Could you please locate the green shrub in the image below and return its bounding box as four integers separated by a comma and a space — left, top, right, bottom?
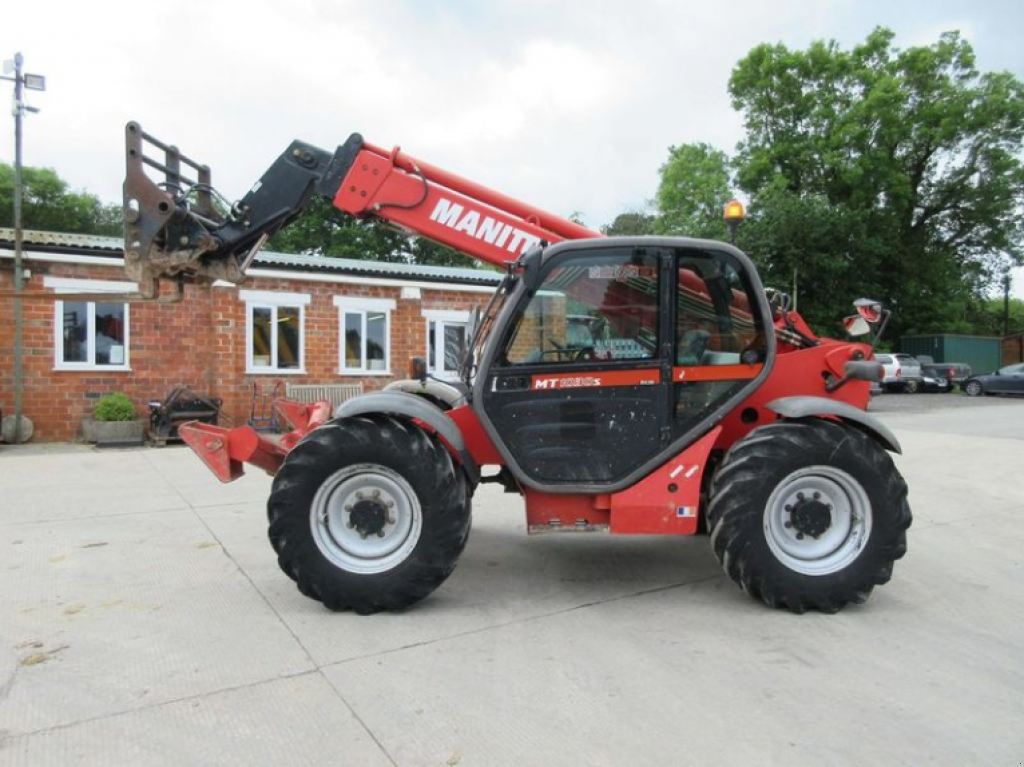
93, 393, 137, 422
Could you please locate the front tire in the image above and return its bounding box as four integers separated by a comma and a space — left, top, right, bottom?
964, 380, 983, 397
708, 419, 911, 613
268, 415, 471, 614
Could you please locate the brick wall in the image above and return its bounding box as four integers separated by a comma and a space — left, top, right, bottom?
0, 259, 492, 442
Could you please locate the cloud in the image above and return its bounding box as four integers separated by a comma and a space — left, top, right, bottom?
3, 0, 1022, 238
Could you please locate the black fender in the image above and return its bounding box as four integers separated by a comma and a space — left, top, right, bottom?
334, 392, 480, 486
765, 396, 901, 454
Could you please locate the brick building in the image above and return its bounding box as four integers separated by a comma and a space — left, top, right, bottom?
0, 229, 500, 441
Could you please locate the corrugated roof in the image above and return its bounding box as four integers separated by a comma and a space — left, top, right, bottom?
252, 250, 501, 284
0, 228, 123, 251
0, 228, 503, 285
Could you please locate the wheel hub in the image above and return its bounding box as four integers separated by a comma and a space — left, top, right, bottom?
350, 499, 388, 538
763, 466, 873, 577
310, 464, 422, 575
788, 496, 832, 539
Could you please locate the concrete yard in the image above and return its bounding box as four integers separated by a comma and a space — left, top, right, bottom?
1, 394, 1022, 765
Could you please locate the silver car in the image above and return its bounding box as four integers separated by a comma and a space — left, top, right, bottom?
875, 353, 925, 393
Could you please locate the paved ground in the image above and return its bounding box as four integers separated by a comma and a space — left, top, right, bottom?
1, 396, 1022, 766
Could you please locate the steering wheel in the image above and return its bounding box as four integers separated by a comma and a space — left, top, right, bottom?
548, 338, 595, 362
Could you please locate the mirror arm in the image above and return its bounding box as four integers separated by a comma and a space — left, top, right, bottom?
869, 309, 892, 354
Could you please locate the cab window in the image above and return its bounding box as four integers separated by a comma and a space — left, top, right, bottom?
675, 252, 765, 366
504, 250, 660, 365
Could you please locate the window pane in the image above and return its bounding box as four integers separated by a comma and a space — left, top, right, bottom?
675, 253, 764, 366
428, 320, 438, 371
443, 325, 466, 372
95, 303, 127, 366
344, 312, 363, 369
252, 307, 272, 368
277, 306, 300, 369
366, 311, 387, 370
61, 301, 88, 363
506, 251, 660, 365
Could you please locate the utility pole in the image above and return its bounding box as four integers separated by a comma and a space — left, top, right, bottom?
1004, 270, 1012, 337
2, 53, 45, 444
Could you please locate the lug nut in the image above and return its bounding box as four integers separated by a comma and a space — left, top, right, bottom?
813, 491, 821, 500
784, 521, 792, 529
796, 533, 805, 540
345, 505, 353, 512
377, 530, 385, 538
797, 492, 805, 501
372, 490, 381, 499
784, 504, 793, 512
386, 501, 394, 509
356, 492, 364, 500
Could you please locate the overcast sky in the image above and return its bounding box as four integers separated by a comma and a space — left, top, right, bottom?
4, 0, 1024, 296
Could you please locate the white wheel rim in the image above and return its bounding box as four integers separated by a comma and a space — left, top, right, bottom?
310, 464, 422, 575
763, 465, 873, 576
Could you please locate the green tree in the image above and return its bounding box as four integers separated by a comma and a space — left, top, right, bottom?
728, 28, 1024, 335
964, 295, 1024, 336
0, 164, 121, 236
267, 197, 408, 261
267, 196, 478, 268
656, 143, 733, 239
601, 210, 659, 236
407, 237, 478, 268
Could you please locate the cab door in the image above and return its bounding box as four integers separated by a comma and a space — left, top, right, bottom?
480, 246, 671, 488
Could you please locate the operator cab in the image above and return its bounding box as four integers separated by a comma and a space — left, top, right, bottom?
474, 237, 774, 493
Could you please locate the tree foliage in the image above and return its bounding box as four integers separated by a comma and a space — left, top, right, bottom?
727, 28, 1024, 335
0, 164, 121, 236
601, 211, 659, 236
638, 28, 1024, 337
266, 196, 477, 268
656, 143, 732, 240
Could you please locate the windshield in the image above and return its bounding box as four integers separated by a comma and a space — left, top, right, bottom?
460, 272, 515, 385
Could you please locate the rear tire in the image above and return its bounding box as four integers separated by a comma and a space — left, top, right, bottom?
708, 419, 911, 613
268, 415, 471, 614
902, 379, 919, 394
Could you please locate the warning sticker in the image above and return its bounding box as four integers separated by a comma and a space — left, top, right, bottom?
588, 265, 657, 281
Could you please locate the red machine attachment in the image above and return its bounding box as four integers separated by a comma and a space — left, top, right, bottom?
178, 398, 333, 483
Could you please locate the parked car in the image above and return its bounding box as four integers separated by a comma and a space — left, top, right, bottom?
875, 353, 925, 393
920, 372, 952, 393
963, 363, 1024, 397
915, 355, 971, 389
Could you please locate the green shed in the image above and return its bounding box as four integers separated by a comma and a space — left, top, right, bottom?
900, 334, 1002, 375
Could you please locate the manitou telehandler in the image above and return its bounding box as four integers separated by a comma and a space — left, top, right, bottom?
122, 121, 911, 614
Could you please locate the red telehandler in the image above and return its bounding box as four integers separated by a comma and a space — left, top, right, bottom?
123, 122, 910, 614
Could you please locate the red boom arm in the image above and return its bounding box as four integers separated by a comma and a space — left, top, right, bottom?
330, 140, 601, 267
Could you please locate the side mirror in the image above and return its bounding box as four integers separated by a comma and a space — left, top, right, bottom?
843, 315, 872, 337
853, 298, 884, 324
852, 298, 891, 354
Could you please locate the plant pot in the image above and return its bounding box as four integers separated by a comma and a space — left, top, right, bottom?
81, 419, 146, 445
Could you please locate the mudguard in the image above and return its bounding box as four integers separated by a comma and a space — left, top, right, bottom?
334, 392, 480, 485
383, 379, 468, 409
765, 396, 902, 454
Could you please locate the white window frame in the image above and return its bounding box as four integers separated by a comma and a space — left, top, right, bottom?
334, 296, 395, 376
46, 277, 134, 372
241, 290, 309, 375
423, 309, 470, 380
